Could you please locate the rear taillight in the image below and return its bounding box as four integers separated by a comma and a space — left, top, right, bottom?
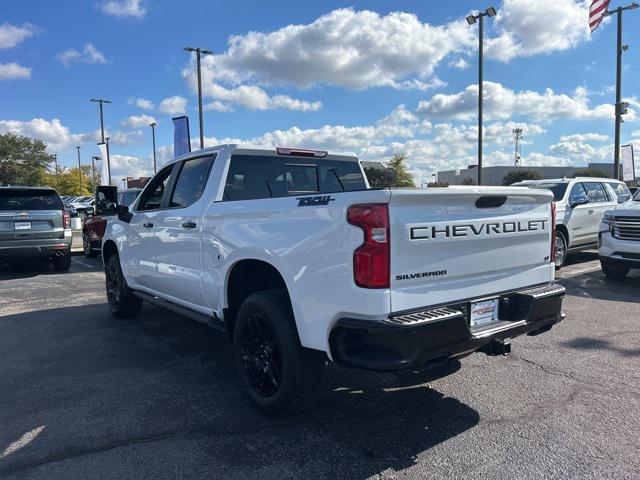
63, 210, 71, 229
550, 202, 556, 264
347, 204, 390, 288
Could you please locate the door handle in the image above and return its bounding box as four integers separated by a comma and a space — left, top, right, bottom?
143, 222, 154, 228
181, 221, 197, 229
588, 209, 595, 214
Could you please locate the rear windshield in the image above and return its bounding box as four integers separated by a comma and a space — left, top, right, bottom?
0, 189, 64, 211
523, 183, 568, 202
224, 154, 367, 201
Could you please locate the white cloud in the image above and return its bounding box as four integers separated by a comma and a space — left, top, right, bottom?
548, 140, 612, 162
203, 100, 234, 112
159, 95, 187, 115
560, 133, 609, 142
109, 154, 153, 179
417, 81, 620, 122
56, 43, 109, 67
485, 0, 591, 62
98, 0, 146, 18
193, 9, 473, 92
0, 22, 36, 49
127, 97, 154, 110
121, 114, 156, 129
0, 118, 84, 152
0, 62, 31, 80
449, 58, 469, 69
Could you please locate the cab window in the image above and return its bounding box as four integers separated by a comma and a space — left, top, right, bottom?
137, 165, 174, 211
169, 155, 215, 208
569, 183, 588, 204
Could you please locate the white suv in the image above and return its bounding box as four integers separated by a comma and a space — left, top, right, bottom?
513, 177, 631, 269
599, 189, 640, 278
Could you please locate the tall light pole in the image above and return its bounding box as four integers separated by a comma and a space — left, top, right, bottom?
466, 7, 497, 186
89, 98, 111, 143
150, 122, 157, 173
76, 146, 82, 194
184, 47, 213, 149
603, 3, 638, 180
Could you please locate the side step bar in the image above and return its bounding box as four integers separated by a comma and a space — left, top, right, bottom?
133, 291, 226, 332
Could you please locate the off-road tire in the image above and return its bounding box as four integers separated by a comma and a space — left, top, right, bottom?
105, 254, 142, 318
601, 259, 629, 279
233, 289, 326, 415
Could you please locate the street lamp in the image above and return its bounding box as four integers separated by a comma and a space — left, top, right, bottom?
89, 98, 111, 143
603, 3, 638, 179
149, 122, 157, 173
466, 7, 497, 186
184, 46, 213, 149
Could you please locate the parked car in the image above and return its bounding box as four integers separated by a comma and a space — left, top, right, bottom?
0, 186, 72, 270
70, 197, 96, 218
599, 189, 640, 278
513, 177, 631, 269
101, 144, 565, 414
82, 188, 141, 258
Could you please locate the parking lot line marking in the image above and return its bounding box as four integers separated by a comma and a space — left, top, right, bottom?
560, 265, 601, 279
72, 257, 96, 269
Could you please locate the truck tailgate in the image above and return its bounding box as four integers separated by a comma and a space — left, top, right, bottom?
389, 187, 554, 313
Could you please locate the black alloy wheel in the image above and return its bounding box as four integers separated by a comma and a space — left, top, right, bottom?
239, 313, 283, 398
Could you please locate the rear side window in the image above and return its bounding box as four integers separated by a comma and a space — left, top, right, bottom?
223, 155, 366, 201
527, 183, 568, 202
169, 155, 215, 208
0, 189, 63, 210
583, 182, 607, 203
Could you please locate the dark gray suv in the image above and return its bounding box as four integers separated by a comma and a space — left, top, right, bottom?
0, 186, 72, 271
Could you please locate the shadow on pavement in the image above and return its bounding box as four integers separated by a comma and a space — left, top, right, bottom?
0, 254, 102, 281
562, 336, 640, 358
559, 267, 640, 304
0, 303, 479, 478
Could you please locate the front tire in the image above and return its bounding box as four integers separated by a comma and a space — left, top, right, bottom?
601, 259, 629, 279
554, 231, 568, 270
83, 232, 98, 258
105, 254, 142, 318
233, 289, 326, 415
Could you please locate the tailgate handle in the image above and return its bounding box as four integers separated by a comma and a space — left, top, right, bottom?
476, 196, 507, 209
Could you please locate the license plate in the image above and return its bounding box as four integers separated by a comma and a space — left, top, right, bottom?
14, 221, 32, 230
470, 298, 499, 328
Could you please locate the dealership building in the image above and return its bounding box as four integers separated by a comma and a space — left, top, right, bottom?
437, 163, 624, 186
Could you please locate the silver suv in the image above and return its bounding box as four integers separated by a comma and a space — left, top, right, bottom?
0, 186, 73, 271
513, 177, 631, 269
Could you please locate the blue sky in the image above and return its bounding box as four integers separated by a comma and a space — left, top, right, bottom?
1, 0, 639, 183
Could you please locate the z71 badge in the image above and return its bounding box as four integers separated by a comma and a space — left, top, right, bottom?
297, 195, 335, 207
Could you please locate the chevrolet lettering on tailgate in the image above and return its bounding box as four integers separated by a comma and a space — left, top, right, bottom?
410, 219, 548, 240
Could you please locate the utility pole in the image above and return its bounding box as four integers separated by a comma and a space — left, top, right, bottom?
513, 128, 523, 166
184, 47, 213, 149
76, 146, 82, 194
466, 7, 497, 186
604, 3, 638, 179
89, 98, 111, 143
150, 122, 157, 173
53, 153, 58, 175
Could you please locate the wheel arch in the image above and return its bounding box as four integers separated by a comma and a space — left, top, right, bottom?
224, 259, 297, 340
556, 223, 569, 246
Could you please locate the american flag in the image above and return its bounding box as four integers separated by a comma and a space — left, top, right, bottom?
589, 0, 611, 32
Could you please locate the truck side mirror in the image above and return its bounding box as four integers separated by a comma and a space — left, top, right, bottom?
570, 194, 589, 208
116, 204, 133, 223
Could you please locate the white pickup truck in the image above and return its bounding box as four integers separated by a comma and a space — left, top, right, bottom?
100, 144, 565, 414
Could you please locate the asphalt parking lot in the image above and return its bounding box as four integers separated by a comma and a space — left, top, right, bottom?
1, 252, 639, 479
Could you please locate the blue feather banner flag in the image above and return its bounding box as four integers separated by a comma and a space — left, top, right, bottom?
172, 116, 191, 158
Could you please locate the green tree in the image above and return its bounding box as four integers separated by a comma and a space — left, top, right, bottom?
0, 133, 54, 186
572, 168, 610, 178
460, 176, 477, 185
43, 166, 94, 196
502, 169, 543, 186
386, 153, 415, 187
364, 167, 396, 188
